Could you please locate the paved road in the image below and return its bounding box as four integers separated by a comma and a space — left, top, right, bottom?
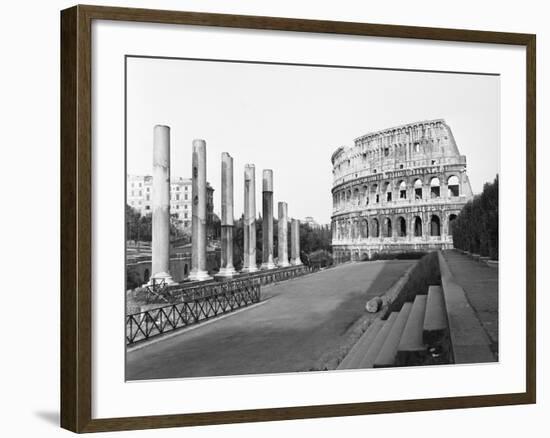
442, 250, 499, 353
126, 260, 414, 380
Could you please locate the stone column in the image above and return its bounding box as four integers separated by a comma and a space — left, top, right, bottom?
277, 202, 290, 267
261, 170, 276, 269
218, 152, 236, 277
189, 139, 212, 281
290, 218, 302, 266
148, 125, 175, 286
242, 164, 258, 273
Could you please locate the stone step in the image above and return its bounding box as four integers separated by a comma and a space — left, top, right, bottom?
423, 285, 448, 346
396, 295, 428, 366
357, 312, 399, 369
337, 319, 384, 370
373, 303, 413, 368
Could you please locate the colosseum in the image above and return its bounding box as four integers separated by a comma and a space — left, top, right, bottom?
331, 119, 473, 263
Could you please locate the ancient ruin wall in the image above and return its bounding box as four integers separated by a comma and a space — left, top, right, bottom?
330, 119, 473, 262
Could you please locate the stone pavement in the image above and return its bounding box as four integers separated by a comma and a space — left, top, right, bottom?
442, 250, 499, 356
126, 260, 414, 380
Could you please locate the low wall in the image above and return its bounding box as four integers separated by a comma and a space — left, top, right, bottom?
126, 252, 219, 289
437, 252, 495, 364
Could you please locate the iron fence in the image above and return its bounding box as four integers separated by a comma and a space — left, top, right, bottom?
126, 281, 260, 345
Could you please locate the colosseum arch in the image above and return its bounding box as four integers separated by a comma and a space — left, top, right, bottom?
448, 175, 460, 197
414, 179, 423, 200
430, 177, 441, 198
399, 180, 407, 199
383, 181, 392, 202
371, 218, 380, 237
361, 219, 369, 238
398, 216, 407, 237
362, 185, 369, 205
353, 187, 360, 206
371, 184, 379, 204
383, 217, 392, 237
448, 213, 458, 235
413, 216, 422, 237
430, 214, 441, 236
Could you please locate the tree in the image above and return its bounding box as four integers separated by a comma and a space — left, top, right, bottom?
452, 175, 498, 259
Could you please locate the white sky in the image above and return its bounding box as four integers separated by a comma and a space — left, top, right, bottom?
127, 57, 499, 224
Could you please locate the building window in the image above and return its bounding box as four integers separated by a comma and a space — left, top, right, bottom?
387, 192, 392, 202
430, 177, 440, 198
176, 194, 180, 201
448, 175, 460, 197
185, 194, 188, 200
414, 179, 423, 200
399, 181, 407, 199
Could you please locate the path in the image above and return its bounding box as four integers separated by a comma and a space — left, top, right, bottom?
126, 260, 414, 380
442, 250, 499, 354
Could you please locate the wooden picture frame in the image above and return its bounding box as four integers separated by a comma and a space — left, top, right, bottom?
60, 4, 536, 433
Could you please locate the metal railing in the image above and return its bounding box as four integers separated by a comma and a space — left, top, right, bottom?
126, 281, 260, 345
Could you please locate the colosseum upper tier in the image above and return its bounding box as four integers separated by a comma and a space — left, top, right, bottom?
331, 119, 473, 263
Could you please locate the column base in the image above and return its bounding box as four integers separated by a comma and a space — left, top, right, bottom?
241, 265, 259, 274
277, 260, 291, 268
188, 269, 213, 282
216, 266, 237, 278
290, 259, 302, 266
260, 261, 277, 270
143, 271, 177, 288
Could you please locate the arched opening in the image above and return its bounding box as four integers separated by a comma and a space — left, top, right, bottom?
414, 179, 423, 200
353, 187, 360, 206
414, 216, 422, 237
399, 180, 407, 199
143, 268, 150, 284
371, 218, 380, 238
384, 217, 392, 237
448, 214, 458, 236
384, 182, 392, 202
361, 219, 369, 238
363, 185, 369, 205
430, 215, 441, 236
371, 184, 379, 203
430, 177, 441, 198
398, 216, 407, 237
448, 175, 460, 197
184, 264, 189, 276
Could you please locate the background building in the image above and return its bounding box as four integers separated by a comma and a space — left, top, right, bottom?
330, 119, 473, 262
127, 175, 215, 231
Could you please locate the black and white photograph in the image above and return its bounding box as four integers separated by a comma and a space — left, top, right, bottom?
125, 57, 500, 380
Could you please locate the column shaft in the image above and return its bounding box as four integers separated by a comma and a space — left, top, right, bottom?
290, 218, 302, 266
242, 164, 258, 272
277, 202, 290, 267
149, 125, 175, 286
189, 139, 212, 281
261, 170, 276, 269
218, 152, 236, 277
